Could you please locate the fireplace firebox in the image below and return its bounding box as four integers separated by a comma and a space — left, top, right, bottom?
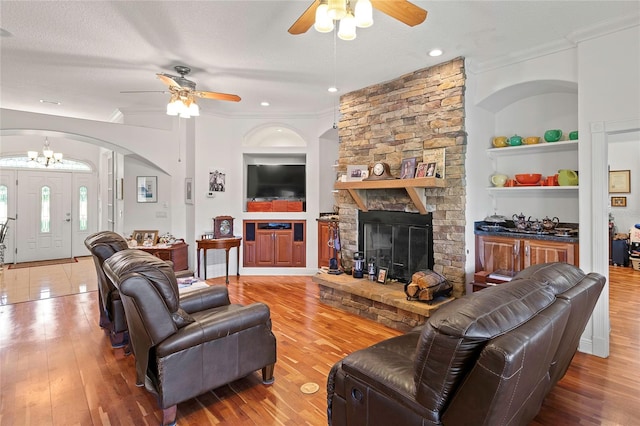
358, 211, 434, 283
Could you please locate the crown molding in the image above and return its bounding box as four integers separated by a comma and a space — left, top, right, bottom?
468, 13, 640, 74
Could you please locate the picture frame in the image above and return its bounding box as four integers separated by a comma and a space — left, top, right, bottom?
209, 169, 226, 193
137, 176, 157, 203
400, 158, 417, 179
611, 196, 627, 207
132, 230, 159, 245
423, 148, 446, 178
415, 162, 427, 178
609, 170, 630, 193
377, 267, 388, 284
346, 165, 369, 182
185, 178, 193, 204
425, 162, 437, 177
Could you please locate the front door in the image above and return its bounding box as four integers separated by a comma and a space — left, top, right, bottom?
16, 171, 72, 262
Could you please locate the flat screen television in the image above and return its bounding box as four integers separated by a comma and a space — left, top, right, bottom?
247, 164, 306, 200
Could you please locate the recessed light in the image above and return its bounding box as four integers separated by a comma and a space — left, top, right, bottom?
260, 101, 270, 107
328, 87, 338, 93
39, 99, 61, 105
428, 49, 443, 57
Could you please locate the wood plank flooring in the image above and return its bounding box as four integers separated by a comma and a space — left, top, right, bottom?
0, 265, 638, 425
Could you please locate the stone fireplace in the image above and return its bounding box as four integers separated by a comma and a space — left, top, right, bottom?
335, 57, 467, 298
359, 210, 433, 283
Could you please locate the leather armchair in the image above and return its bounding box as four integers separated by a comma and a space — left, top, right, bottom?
85, 231, 194, 348
84, 231, 129, 347
103, 249, 277, 426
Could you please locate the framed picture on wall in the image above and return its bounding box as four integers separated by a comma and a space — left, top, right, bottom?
137, 176, 157, 203
609, 170, 630, 193
185, 178, 193, 204
611, 196, 627, 207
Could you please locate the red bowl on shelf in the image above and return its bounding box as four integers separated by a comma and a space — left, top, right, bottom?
515, 173, 542, 185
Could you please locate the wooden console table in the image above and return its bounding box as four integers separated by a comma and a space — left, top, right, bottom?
136, 242, 189, 271
196, 237, 242, 283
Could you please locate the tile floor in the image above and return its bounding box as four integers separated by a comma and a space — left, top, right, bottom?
0, 256, 97, 305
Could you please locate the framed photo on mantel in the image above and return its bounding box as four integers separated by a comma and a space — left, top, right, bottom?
423, 148, 445, 178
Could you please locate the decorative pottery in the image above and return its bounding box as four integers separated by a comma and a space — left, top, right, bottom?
491, 174, 508, 187
508, 134, 523, 146
515, 173, 542, 185
492, 136, 508, 148
569, 131, 578, 140
557, 169, 579, 186
544, 129, 562, 142
523, 136, 540, 145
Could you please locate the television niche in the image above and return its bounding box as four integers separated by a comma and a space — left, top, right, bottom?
246, 164, 306, 212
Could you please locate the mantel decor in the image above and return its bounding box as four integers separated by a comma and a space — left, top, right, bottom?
609, 170, 630, 193
137, 176, 157, 203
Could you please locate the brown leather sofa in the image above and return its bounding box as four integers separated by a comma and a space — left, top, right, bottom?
103, 249, 277, 426
327, 262, 605, 426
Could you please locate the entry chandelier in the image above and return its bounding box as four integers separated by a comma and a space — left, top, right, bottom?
314, 0, 373, 40
27, 137, 63, 167
166, 91, 200, 118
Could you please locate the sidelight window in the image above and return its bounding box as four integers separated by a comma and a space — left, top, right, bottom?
41, 186, 50, 233
0, 185, 7, 224
79, 186, 88, 231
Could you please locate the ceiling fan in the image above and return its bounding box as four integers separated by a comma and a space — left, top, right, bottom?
123, 65, 240, 118
288, 0, 427, 37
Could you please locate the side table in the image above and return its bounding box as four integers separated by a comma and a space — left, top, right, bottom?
196, 237, 242, 283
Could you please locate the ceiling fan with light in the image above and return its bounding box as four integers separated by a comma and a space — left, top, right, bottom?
123, 65, 241, 118
289, 0, 427, 40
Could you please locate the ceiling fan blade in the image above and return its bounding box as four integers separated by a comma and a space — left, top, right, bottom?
288, 0, 320, 35
195, 91, 241, 102
371, 0, 427, 27
156, 73, 182, 89
120, 90, 169, 94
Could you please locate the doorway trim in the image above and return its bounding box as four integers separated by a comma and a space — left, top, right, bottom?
589, 118, 640, 358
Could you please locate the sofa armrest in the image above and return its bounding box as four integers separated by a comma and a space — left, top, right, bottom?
179, 285, 230, 313
157, 303, 272, 357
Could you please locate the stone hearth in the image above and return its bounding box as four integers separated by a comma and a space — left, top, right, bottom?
313, 272, 453, 332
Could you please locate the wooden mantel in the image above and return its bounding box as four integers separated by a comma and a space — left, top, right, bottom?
334, 177, 446, 215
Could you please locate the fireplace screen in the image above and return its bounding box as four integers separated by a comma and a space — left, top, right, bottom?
359, 211, 433, 283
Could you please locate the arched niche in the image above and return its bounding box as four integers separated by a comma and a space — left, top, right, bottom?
243, 124, 307, 147
477, 80, 578, 113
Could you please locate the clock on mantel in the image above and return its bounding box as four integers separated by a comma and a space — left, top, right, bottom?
364, 161, 395, 180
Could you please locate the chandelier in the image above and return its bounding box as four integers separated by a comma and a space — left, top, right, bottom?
166, 90, 200, 118
314, 0, 373, 40
27, 137, 63, 167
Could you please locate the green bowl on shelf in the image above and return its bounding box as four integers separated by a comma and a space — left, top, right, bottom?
569, 131, 578, 140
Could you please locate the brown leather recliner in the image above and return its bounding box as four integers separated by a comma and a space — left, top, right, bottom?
103, 249, 277, 426
327, 262, 605, 426
84, 231, 130, 347
85, 231, 194, 348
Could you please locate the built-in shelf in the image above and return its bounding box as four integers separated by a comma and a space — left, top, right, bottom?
487, 140, 578, 159
334, 177, 446, 215
486, 186, 578, 193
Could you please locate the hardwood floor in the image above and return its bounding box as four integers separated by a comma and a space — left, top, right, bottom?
0, 265, 638, 425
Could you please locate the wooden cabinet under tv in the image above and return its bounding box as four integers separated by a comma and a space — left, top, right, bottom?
473, 234, 578, 291
243, 220, 306, 267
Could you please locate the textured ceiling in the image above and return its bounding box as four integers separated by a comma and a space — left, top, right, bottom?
1, 1, 638, 122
